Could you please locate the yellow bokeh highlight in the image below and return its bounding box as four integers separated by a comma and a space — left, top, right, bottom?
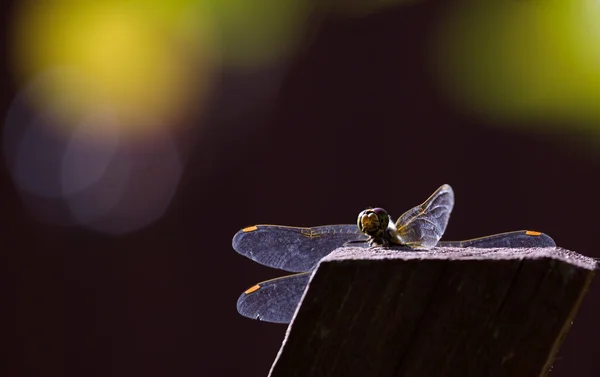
430, 0, 600, 135
9, 0, 216, 135
203, 0, 311, 67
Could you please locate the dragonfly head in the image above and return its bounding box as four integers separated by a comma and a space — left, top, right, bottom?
357, 208, 389, 238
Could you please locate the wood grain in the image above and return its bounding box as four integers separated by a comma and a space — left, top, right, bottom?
269, 247, 596, 377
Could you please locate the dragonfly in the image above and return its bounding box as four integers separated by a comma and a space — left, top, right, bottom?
234, 184, 555, 324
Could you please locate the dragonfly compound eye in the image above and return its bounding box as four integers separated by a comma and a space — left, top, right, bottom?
362, 213, 380, 233
357, 210, 369, 232
374, 208, 390, 230
372, 207, 388, 216
357, 208, 389, 236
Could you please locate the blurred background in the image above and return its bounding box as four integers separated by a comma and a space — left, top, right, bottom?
1, 0, 599, 376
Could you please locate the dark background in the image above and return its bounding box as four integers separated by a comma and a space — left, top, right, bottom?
2, 3, 599, 377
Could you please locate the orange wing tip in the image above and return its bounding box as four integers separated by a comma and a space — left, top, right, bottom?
245, 285, 261, 294
526, 230, 542, 236
242, 225, 258, 233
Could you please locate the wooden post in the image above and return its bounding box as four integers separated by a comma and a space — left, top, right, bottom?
268, 247, 596, 377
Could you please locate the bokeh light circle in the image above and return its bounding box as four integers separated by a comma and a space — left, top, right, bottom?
430, 1, 600, 135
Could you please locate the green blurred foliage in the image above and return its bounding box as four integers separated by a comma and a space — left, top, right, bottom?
430, 1, 600, 137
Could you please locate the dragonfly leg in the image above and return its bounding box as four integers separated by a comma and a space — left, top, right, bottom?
368, 236, 391, 247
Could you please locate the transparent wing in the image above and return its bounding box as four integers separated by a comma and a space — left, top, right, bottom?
236, 272, 311, 324
439, 230, 555, 248
395, 184, 455, 249
232, 224, 366, 273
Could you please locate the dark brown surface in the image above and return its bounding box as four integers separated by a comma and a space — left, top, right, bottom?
269, 247, 596, 377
